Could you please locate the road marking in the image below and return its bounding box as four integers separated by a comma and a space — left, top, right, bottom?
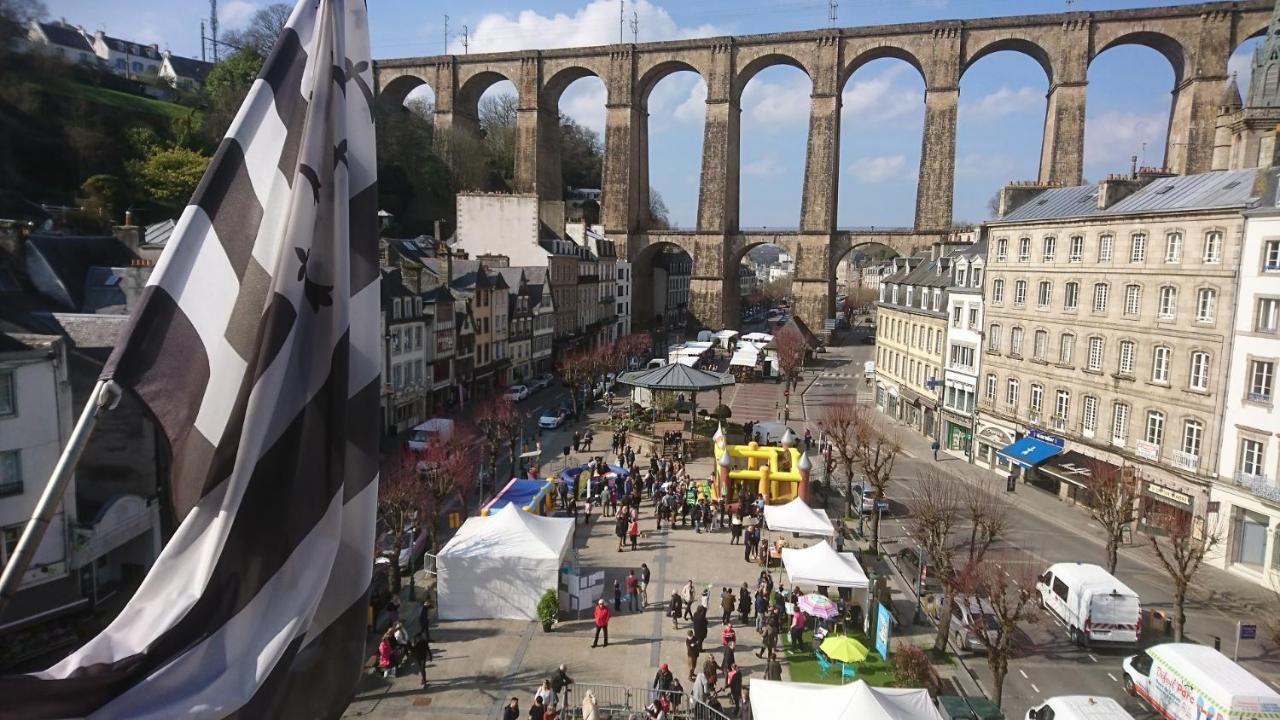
1089, 653, 1098, 663
1019, 669, 1028, 679
1107, 673, 1119, 683
1030, 683, 1040, 694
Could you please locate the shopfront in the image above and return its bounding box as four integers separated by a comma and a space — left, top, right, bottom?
1138, 480, 1196, 536
943, 412, 972, 458
1036, 450, 1121, 506
1210, 483, 1280, 586
900, 388, 923, 433
997, 434, 1063, 486
974, 424, 1015, 475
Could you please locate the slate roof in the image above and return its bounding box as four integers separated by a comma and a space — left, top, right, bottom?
0, 331, 58, 354
143, 218, 175, 247
99, 33, 160, 59
999, 169, 1259, 223
165, 54, 213, 82
25, 235, 139, 310
37, 22, 92, 52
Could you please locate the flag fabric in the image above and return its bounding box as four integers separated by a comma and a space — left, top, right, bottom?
2, 0, 379, 717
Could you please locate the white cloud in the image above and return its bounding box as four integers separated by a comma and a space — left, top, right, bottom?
960, 85, 1042, 120
954, 153, 1020, 179
219, 0, 258, 28
742, 156, 784, 178
673, 81, 708, 124
742, 78, 812, 126
1084, 110, 1168, 172
847, 154, 908, 183
560, 80, 608, 135
451, 0, 720, 54
842, 65, 921, 124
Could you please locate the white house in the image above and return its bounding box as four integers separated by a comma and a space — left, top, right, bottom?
159, 51, 214, 91
941, 239, 986, 460
1211, 192, 1280, 587
88, 30, 162, 79
25, 20, 96, 65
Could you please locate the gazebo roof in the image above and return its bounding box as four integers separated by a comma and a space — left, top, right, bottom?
617, 363, 736, 392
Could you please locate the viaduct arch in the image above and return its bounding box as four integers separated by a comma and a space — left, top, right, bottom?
375, 1, 1272, 332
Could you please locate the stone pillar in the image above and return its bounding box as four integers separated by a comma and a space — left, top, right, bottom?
800, 35, 841, 233
1039, 82, 1086, 185
602, 50, 643, 235
688, 234, 733, 329
1166, 11, 1231, 175
698, 41, 739, 234
914, 87, 958, 231
784, 234, 834, 330
513, 54, 561, 200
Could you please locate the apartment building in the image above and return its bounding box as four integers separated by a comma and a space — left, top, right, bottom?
451, 262, 510, 390
525, 267, 556, 374
381, 269, 429, 435
875, 253, 951, 440
616, 261, 633, 338
941, 239, 986, 459
977, 169, 1254, 536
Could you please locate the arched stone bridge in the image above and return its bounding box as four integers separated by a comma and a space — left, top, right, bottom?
375, 0, 1271, 330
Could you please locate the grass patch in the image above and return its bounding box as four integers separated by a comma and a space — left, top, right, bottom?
42, 79, 196, 120
781, 631, 897, 687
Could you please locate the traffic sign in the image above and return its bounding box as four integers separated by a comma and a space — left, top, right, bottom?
1240, 623, 1257, 640
875, 501, 890, 510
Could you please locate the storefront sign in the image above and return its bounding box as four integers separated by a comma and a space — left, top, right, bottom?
1134, 440, 1160, 461
1029, 429, 1064, 448
1145, 482, 1192, 509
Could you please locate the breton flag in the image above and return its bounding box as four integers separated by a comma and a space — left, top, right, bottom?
2, 0, 380, 718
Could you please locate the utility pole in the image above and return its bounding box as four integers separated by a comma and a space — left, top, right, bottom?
461, 25, 469, 55
619, 0, 625, 44
443, 14, 449, 54
209, 0, 219, 62
200, 20, 206, 62
828, 0, 837, 25
630, 10, 638, 44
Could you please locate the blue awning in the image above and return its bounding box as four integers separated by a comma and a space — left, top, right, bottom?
996, 437, 1063, 469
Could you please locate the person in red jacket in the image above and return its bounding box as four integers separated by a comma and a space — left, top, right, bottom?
592, 598, 611, 648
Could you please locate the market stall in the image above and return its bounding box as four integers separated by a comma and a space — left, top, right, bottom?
763, 497, 835, 537
781, 540, 869, 590
436, 504, 574, 621
748, 679, 943, 720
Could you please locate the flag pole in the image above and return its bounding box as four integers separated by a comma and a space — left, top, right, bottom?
0, 379, 121, 615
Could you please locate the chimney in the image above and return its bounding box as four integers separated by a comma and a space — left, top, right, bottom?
1097, 165, 1174, 209
997, 181, 1059, 217
112, 224, 142, 254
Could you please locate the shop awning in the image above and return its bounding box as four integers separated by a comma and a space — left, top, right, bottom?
1038, 451, 1117, 488
996, 436, 1062, 469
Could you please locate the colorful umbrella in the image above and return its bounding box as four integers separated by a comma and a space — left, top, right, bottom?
820, 635, 870, 664
797, 593, 839, 619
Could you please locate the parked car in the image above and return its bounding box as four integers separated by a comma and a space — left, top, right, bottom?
506, 384, 530, 402
406, 418, 455, 451
895, 547, 942, 593
1036, 562, 1141, 648
945, 594, 1000, 652
538, 407, 570, 429
530, 373, 554, 391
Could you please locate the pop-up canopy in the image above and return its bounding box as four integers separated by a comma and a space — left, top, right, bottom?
749, 679, 943, 720
436, 504, 574, 621
763, 497, 834, 537
781, 541, 869, 589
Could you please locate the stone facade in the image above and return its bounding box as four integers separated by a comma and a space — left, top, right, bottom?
874, 254, 951, 440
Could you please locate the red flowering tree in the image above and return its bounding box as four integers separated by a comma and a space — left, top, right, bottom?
773, 325, 808, 393
475, 394, 520, 497
377, 446, 430, 595
418, 428, 478, 555
557, 347, 598, 418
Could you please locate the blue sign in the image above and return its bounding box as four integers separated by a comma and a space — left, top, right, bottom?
1240, 624, 1257, 640
875, 603, 892, 659
875, 501, 890, 511
1029, 429, 1064, 448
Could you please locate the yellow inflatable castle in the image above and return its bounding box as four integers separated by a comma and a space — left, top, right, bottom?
712, 425, 812, 505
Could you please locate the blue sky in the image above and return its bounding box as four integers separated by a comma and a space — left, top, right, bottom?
48, 0, 1265, 228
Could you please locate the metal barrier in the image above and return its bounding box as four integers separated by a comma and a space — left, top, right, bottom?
559, 682, 734, 720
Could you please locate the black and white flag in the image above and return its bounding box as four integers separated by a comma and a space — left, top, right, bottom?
2, 0, 379, 717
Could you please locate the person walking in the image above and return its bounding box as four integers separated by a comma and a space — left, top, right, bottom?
685, 630, 702, 681
626, 570, 639, 612
756, 622, 778, 661
680, 580, 695, 621
592, 599, 611, 648
753, 590, 767, 633
720, 588, 735, 625
551, 664, 573, 708
931, 439, 940, 461
410, 629, 431, 688
726, 663, 743, 714
692, 605, 708, 648
612, 580, 623, 612
503, 697, 521, 720
740, 687, 753, 720
628, 515, 640, 551
669, 591, 683, 629
737, 583, 751, 624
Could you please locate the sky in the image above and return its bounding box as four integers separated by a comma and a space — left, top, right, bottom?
46, 0, 1267, 229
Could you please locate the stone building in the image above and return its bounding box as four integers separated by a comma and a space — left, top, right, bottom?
941, 237, 986, 460
451, 262, 510, 391
496, 268, 535, 383
1212, 1, 1280, 171
1211, 168, 1280, 586
524, 267, 556, 374
874, 252, 951, 440
976, 169, 1256, 536
381, 269, 429, 436
653, 248, 691, 332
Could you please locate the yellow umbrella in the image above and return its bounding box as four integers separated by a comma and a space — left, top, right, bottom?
820, 635, 870, 664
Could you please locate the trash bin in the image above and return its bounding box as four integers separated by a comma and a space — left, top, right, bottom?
1147, 609, 1171, 636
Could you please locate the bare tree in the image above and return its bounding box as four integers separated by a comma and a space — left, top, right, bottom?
475, 394, 520, 501
1086, 462, 1140, 574
1146, 510, 1222, 642
648, 188, 672, 229
773, 325, 808, 394
418, 430, 478, 555
557, 347, 598, 419
852, 405, 900, 552
955, 554, 1041, 708
223, 3, 292, 56
817, 398, 860, 517
377, 446, 430, 595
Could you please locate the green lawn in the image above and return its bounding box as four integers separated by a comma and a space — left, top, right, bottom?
42, 79, 196, 121
782, 631, 896, 687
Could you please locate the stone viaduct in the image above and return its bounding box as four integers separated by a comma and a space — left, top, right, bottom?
374, 0, 1272, 331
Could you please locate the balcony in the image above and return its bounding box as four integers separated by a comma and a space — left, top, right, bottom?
1232, 471, 1280, 504
1049, 415, 1067, 432
1170, 450, 1199, 473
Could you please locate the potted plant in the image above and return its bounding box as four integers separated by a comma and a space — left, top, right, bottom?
537, 589, 559, 632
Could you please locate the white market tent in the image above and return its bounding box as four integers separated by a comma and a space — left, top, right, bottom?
749, 679, 943, 720
713, 329, 739, 344
436, 504, 574, 621
763, 497, 834, 537
781, 540, 869, 589
729, 347, 759, 367
741, 332, 773, 342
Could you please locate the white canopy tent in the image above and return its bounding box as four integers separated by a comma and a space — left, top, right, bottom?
763, 497, 834, 537
741, 332, 773, 343
436, 504, 574, 621
713, 329, 739, 345
729, 347, 759, 367
749, 679, 943, 720
781, 540, 869, 589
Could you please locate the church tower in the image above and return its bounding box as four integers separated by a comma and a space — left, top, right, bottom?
1246, 0, 1280, 108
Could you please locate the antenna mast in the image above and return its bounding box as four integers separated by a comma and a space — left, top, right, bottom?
444, 14, 449, 54
209, 0, 219, 62
619, 0, 625, 44
630, 11, 638, 44
828, 0, 838, 25
461, 25, 469, 55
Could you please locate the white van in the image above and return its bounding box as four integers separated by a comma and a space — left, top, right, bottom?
1026, 696, 1134, 720
1122, 643, 1280, 720
864, 360, 875, 380
406, 418, 455, 451
1036, 562, 1141, 647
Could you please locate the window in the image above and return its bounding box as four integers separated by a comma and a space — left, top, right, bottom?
1083, 396, 1099, 433
1014, 280, 1027, 305
1058, 334, 1075, 365
1118, 341, 1136, 376
1099, 234, 1114, 262
1189, 351, 1210, 391
1158, 286, 1177, 320
1129, 233, 1147, 263
1265, 239, 1280, 271
1240, 439, 1265, 476
985, 373, 997, 401
1033, 329, 1048, 360
1010, 326, 1024, 356
1069, 235, 1083, 262
1152, 346, 1171, 383
1249, 359, 1274, 402
956, 267, 968, 286
992, 278, 1005, 303
1006, 378, 1019, 406
1043, 236, 1056, 262
996, 238, 1008, 261
952, 305, 963, 328
1257, 298, 1280, 333
1144, 410, 1165, 446
1182, 420, 1203, 459
1112, 402, 1130, 442
1029, 384, 1043, 414
1064, 282, 1079, 310
968, 307, 978, 329
988, 324, 1001, 352
0, 450, 20, 496
1037, 281, 1052, 307
972, 267, 983, 286
1087, 337, 1104, 371
1018, 237, 1031, 261
1054, 389, 1070, 423
1203, 230, 1222, 263
1164, 231, 1183, 263
1124, 284, 1141, 316
1196, 288, 1217, 322
0, 370, 12, 417
1093, 283, 1109, 312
